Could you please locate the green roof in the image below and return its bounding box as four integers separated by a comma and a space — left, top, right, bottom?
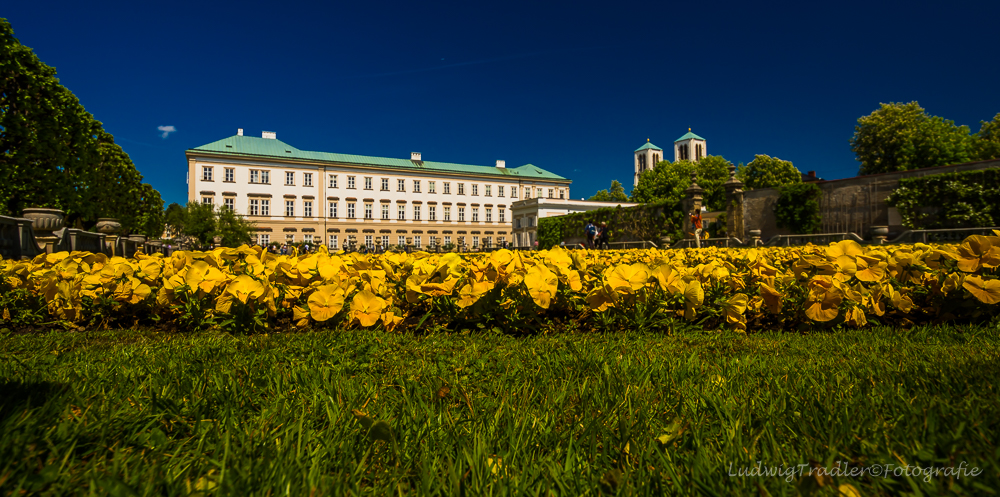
634, 141, 663, 152
187, 135, 569, 181
674, 131, 705, 142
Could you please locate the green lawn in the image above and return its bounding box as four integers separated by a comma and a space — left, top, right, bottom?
2, 324, 999, 496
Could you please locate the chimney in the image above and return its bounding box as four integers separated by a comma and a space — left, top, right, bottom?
262, 131, 276, 139
496, 160, 506, 168
411, 152, 422, 161
807, 171, 816, 180
237, 128, 243, 136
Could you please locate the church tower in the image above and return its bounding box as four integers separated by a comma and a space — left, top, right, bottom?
634, 139, 663, 187
674, 129, 706, 162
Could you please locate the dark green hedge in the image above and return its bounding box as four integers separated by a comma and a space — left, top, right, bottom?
536, 200, 684, 250
774, 183, 822, 234
886, 168, 1000, 229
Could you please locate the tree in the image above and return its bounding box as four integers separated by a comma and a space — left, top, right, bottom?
629, 156, 733, 211
166, 202, 256, 248
736, 155, 802, 190
589, 180, 629, 202
0, 17, 163, 231
774, 183, 822, 234
851, 101, 973, 175
972, 113, 1000, 161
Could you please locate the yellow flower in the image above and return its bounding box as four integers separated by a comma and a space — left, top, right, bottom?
456, 280, 493, 308
226, 275, 267, 304
963, 275, 1000, 304
524, 265, 559, 309
683, 279, 704, 321
307, 284, 346, 322
956, 235, 1000, 272
721, 293, 748, 331
606, 263, 650, 294
350, 290, 386, 327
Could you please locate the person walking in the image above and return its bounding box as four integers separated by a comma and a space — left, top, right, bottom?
585, 220, 596, 249
598, 222, 610, 249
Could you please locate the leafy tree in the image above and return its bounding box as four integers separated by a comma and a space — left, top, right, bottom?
736, 155, 802, 190
851, 101, 973, 175
0, 18, 162, 234
629, 156, 733, 211
166, 202, 256, 248
589, 180, 629, 202
972, 113, 1000, 161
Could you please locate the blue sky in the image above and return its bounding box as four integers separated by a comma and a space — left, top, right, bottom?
6, 0, 999, 206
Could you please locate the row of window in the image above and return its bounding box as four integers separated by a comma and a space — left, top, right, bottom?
200, 167, 566, 199
203, 197, 506, 222
258, 234, 505, 250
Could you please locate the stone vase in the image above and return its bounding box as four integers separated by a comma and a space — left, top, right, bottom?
96, 218, 122, 234
22, 207, 65, 236
870, 226, 889, 237
128, 234, 147, 244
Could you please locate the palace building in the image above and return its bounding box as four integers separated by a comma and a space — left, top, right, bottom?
186, 130, 571, 249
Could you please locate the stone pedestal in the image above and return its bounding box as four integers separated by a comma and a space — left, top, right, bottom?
96, 218, 122, 256
870, 226, 888, 245
22, 207, 65, 254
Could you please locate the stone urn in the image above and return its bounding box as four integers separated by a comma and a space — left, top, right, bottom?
749, 229, 762, 238
22, 207, 65, 236
95, 218, 122, 234
870, 226, 889, 237
128, 234, 147, 244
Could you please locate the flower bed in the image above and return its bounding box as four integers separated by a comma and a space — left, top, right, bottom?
2, 233, 998, 333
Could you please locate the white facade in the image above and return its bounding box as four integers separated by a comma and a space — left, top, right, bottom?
674, 129, 707, 162
187, 131, 572, 249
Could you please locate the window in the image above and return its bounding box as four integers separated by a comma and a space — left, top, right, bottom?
398, 179, 405, 192
285, 200, 295, 217
224, 197, 234, 211
347, 176, 356, 189
511, 186, 518, 199
414, 236, 421, 248
537, 188, 543, 198
525, 188, 531, 199
304, 201, 313, 217
224, 168, 234, 182
458, 207, 465, 222
329, 202, 337, 218
515, 219, 520, 228
202, 167, 213, 181
445, 236, 452, 246
429, 206, 436, 221
261, 200, 270, 216
485, 185, 491, 196
261, 171, 270, 184
365, 235, 373, 249
329, 175, 338, 188
398, 204, 406, 220
413, 180, 421, 193
259, 234, 269, 246
250, 170, 259, 183
202, 197, 213, 205
498, 186, 504, 197
381, 204, 389, 220
285, 172, 295, 186
398, 236, 405, 246
548, 188, 554, 199
458, 183, 465, 195
304, 173, 313, 187
499, 208, 505, 223
304, 234, 313, 243
329, 235, 338, 249
485, 236, 492, 248
249, 199, 260, 216
559, 189, 565, 199
364, 203, 373, 219
381, 235, 389, 248
473, 236, 479, 248
429, 181, 436, 193
499, 236, 505, 246
486, 208, 492, 222
472, 208, 479, 222
381, 178, 389, 191
347, 202, 356, 219
413, 205, 421, 221
443, 182, 451, 194
364, 177, 372, 190
471, 184, 478, 196
444, 206, 451, 221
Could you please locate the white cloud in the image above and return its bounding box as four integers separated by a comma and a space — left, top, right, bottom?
157, 125, 177, 139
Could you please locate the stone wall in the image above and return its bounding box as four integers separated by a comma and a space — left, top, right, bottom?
743, 159, 1000, 239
